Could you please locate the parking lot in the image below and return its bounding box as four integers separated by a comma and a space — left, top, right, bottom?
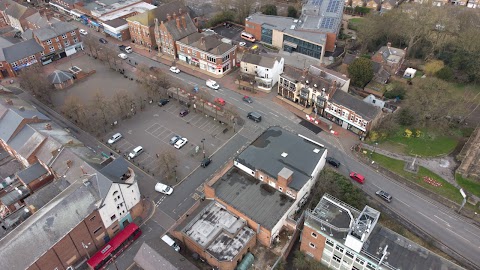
212, 24, 255, 48
105, 100, 233, 184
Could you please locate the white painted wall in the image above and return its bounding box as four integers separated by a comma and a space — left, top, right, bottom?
234, 160, 256, 177
99, 181, 141, 228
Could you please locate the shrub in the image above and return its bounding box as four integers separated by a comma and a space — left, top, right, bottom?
261, 4, 277, 15
435, 66, 454, 81
424, 60, 444, 76
207, 11, 235, 28
287, 6, 298, 18
384, 83, 406, 100
397, 108, 415, 126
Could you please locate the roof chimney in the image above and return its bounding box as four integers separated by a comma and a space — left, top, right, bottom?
172, 12, 177, 19
179, 8, 183, 15
182, 15, 186, 29
45, 123, 52, 130
167, 13, 171, 21
176, 16, 181, 29
66, 159, 73, 168
200, 37, 205, 44
5, 98, 13, 105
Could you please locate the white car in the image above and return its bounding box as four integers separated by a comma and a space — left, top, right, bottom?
239, 42, 246, 47
206, 79, 220, 90
169, 66, 180, 74
128, 146, 144, 159
125, 46, 133, 53
107, 133, 122, 144
118, 53, 128, 59
155, 183, 173, 195
174, 137, 188, 149
79, 29, 88, 35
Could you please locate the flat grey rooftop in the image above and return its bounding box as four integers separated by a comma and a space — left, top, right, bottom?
212, 167, 294, 230
235, 126, 325, 191
134, 239, 199, 270
183, 201, 254, 261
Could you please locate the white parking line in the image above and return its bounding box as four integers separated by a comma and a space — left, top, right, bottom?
269, 112, 279, 117
258, 110, 267, 114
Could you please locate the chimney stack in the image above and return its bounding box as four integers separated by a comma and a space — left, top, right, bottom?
19, 106, 25, 111
387, 42, 391, 48
45, 123, 52, 130
167, 13, 171, 21
172, 12, 177, 19
176, 16, 181, 29
182, 15, 186, 29
200, 37, 205, 44
5, 98, 13, 105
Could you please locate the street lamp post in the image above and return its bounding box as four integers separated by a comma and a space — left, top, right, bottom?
201, 138, 205, 158
371, 142, 378, 158
82, 242, 91, 259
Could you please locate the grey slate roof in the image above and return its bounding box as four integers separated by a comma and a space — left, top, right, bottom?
33, 21, 78, 41
0, 108, 48, 142
100, 157, 130, 182
0, 178, 100, 270
21, 29, 33, 40
25, 12, 50, 28
163, 13, 197, 41
331, 90, 381, 121
7, 124, 46, 159
3, 39, 44, 63
241, 53, 278, 68
48, 70, 74, 84
180, 33, 235, 56
212, 167, 294, 230
5, 2, 28, 19
236, 126, 325, 191
0, 185, 29, 205
134, 239, 200, 270
24, 178, 71, 210
0, 37, 13, 61
17, 162, 48, 185
342, 53, 357, 65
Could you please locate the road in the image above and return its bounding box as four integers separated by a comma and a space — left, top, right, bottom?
22, 27, 480, 269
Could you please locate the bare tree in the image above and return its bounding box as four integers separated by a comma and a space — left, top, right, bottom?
83, 35, 101, 58
113, 90, 135, 119
234, 0, 257, 23
196, 89, 214, 113
90, 91, 113, 132
62, 95, 86, 124
18, 65, 53, 104
157, 150, 178, 184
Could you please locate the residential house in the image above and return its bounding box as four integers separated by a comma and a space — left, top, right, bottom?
154, 8, 198, 58
240, 53, 284, 92
371, 42, 406, 75
381, 0, 398, 10
342, 53, 390, 97
25, 12, 60, 30
204, 127, 327, 247
4, 2, 36, 32
278, 65, 350, 115
0, 37, 15, 79
349, 0, 363, 7
244, 0, 344, 63
176, 33, 237, 76
300, 194, 465, 270
126, 2, 187, 49
33, 21, 83, 65
324, 89, 382, 137
16, 162, 53, 193
176, 201, 256, 270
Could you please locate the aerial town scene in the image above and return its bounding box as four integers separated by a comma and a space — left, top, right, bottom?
0, 0, 479, 269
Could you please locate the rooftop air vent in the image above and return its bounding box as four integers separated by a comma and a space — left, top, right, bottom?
314, 84, 317, 88
290, 25, 296, 30
281, 152, 288, 158
313, 148, 320, 153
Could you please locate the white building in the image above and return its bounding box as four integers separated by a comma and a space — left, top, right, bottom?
240, 53, 284, 92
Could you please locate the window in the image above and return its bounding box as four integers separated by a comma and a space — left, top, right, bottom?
29, 55, 36, 60
223, 54, 230, 61
309, 242, 316, 248
366, 262, 376, 270
93, 227, 102, 234
326, 239, 334, 247
41, 52, 45, 56
279, 187, 283, 192
259, 175, 264, 181
62, 34, 67, 39
353, 266, 360, 270
70, 30, 76, 35
311, 232, 317, 238
110, 214, 116, 221
11, 62, 17, 68
355, 258, 365, 265
333, 255, 341, 263
207, 55, 215, 62
89, 215, 96, 221
201, 53, 205, 59
73, 37, 78, 43
49, 46, 55, 52
46, 39, 52, 45
64, 40, 70, 46
346, 250, 354, 258
335, 245, 344, 252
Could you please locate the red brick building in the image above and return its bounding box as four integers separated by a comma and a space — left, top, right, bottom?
154, 10, 197, 58
176, 33, 237, 76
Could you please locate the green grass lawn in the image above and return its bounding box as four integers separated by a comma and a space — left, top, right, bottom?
381, 129, 458, 157
348, 18, 364, 31
369, 152, 463, 203
456, 173, 480, 197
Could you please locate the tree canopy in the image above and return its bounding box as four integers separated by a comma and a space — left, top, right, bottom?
348, 57, 374, 87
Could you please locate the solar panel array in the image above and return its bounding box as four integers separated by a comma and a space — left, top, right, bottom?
320, 17, 336, 29
310, 0, 324, 6
326, 0, 341, 13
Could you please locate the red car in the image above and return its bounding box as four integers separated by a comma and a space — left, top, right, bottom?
349, 172, 365, 184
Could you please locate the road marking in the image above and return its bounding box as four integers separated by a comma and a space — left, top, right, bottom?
258, 110, 267, 114
417, 211, 436, 223
238, 107, 247, 112
434, 215, 451, 227
244, 104, 253, 108
445, 227, 472, 243
231, 97, 239, 102
394, 198, 411, 208
269, 112, 279, 117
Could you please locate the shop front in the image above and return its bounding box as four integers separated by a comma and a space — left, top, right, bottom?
324, 110, 367, 138
299, 88, 311, 107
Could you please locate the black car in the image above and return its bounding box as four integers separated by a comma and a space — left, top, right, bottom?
99, 38, 108, 44
242, 96, 253, 103
158, 99, 169, 106
118, 45, 126, 52
326, 157, 341, 168
201, 157, 211, 168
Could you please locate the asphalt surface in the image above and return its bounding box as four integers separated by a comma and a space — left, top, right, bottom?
18, 27, 480, 269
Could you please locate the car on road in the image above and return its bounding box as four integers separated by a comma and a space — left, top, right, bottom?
155, 183, 173, 195
201, 157, 211, 168
79, 29, 88, 35
174, 137, 188, 149
99, 38, 108, 44
179, 109, 189, 117
376, 190, 392, 202
242, 96, 253, 103
214, 97, 226, 106
158, 99, 169, 106
128, 146, 144, 159
239, 42, 246, 47
247, 111, 262, 122
119, 45, 133, 53
118, 53, 127, 59
107, 133, 122, 144
169, 66, 180, 74
170, 135, 181, 145
349, 172, 365, 184
326, 157, 341, 168
206, 79, 220, 90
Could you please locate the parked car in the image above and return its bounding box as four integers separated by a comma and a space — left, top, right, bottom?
247, 112, 262, 122
206, 79, 220, 90
242, 96, 253, 103
214, 97, 226, 106
107, 133, 122, 144
174, 137, 188, 149
169, 66, 180, 74
170, 135, 181, 145
201, 157, 211, 168
158, 99, 169, 106
128, 146, 144, 159
118, 53, 127, 59
161, 235, 180, 252
326, 157, 341, 168
376, 190, 392, 202
79, 29, 88, 35
155, 183, 173, 195
239, 42, 246, 47
118, 45, 127, 51
179, 109, 189, 117
349, 172, 365, 184
99, 38, 108, 44
124, 46, 133, 53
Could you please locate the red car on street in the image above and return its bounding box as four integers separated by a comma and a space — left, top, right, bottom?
349, 172, 365, 184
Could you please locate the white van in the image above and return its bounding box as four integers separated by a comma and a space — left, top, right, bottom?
155, 183, 173, 195
162, 235, 180, 252
128, 146, 143, 159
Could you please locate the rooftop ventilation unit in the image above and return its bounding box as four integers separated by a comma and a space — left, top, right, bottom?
281, 152, 288, 158
290, 25, 296, 30
313, 148, 320, 153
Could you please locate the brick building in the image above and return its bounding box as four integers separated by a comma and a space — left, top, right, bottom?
300, 194, 465, 270
3, 1, 36, 32
33, 21, 83, 65
371, 42, 406, 75
154, 9, 197, 58
176, 33, 237, 76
